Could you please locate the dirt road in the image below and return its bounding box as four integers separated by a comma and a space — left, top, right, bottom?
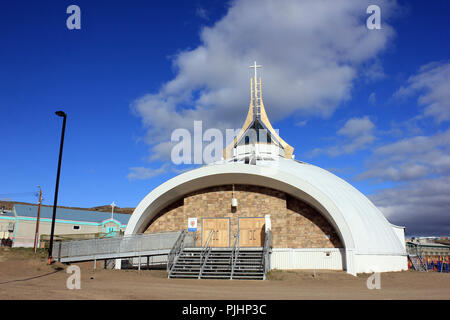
0, 248, 448, 300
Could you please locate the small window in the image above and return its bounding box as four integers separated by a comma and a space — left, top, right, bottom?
73, 226, 80, 230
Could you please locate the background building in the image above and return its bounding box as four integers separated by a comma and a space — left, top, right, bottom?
0, 203, 130, 248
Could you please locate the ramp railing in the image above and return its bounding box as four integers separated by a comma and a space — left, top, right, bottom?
167, 230, 187, 272
230, 233, 240, 279
53, 231, 182, 262
198, 230, 214, 278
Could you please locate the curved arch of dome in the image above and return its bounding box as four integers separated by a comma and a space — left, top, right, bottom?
125, 163, 357, 251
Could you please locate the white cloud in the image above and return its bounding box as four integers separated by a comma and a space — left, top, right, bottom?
358, 129, 450, 181
127, 164, 168, 181
363, 59, 386, 82
370, 176, 450, 235
132, 0, 397, 161
338, 116, 375, 137
395, 61, 450, 123
358, 127, 450, 235
310, 116, 376, 157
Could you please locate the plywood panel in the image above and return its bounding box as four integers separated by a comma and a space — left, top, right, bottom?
239, 218, 265, 247
202, 218, 230, 247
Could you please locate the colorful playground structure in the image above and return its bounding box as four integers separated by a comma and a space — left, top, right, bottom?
407, 241, 450, 272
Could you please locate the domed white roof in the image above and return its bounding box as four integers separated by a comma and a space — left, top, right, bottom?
127, 157, 406, 257
253, 157, 406, 256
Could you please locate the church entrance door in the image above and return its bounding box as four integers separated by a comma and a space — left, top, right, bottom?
202, 218, 230, 247
239, 217, 265, 247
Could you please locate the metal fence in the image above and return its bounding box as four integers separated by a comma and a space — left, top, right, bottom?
53, 231, 184, 261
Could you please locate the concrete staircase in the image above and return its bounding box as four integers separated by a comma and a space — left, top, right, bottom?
169, 249, 202, 278
168, 247, 265, 280
231, 249, 265, 280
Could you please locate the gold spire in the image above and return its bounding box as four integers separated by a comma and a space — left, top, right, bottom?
223, 62, 294, 159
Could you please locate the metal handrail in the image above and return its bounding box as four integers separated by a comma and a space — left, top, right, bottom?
199, 230, 214, 278
201, 230, 214, 260
230, 233, 240, 279
167, 230, 186, 272
262, 229, 273, 279
53, 230, 182, 262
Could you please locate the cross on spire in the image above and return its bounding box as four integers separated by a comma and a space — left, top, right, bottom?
249, 61, 262, 119
249, 61, 262, 83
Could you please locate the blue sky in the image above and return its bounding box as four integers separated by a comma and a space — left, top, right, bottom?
1, 0, 449, 235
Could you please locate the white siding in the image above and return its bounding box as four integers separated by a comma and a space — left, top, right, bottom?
271, 248, 344, 270
391, 224, 406, 250
355, 254, 408, 273
270, 249, 408, 274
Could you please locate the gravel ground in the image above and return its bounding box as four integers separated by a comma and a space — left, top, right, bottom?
0, 248, 449, 300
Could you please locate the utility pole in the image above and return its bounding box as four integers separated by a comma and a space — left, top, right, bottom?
48, 111, 67, 265
33, 186, 42, 253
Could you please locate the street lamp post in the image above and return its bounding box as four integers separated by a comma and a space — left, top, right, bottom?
48, 111, 67, 264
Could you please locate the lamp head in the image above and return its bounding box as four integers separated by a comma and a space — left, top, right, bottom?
55, 111, 66, 117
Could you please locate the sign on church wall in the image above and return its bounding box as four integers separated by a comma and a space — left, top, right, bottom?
188, 218, 197, 232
